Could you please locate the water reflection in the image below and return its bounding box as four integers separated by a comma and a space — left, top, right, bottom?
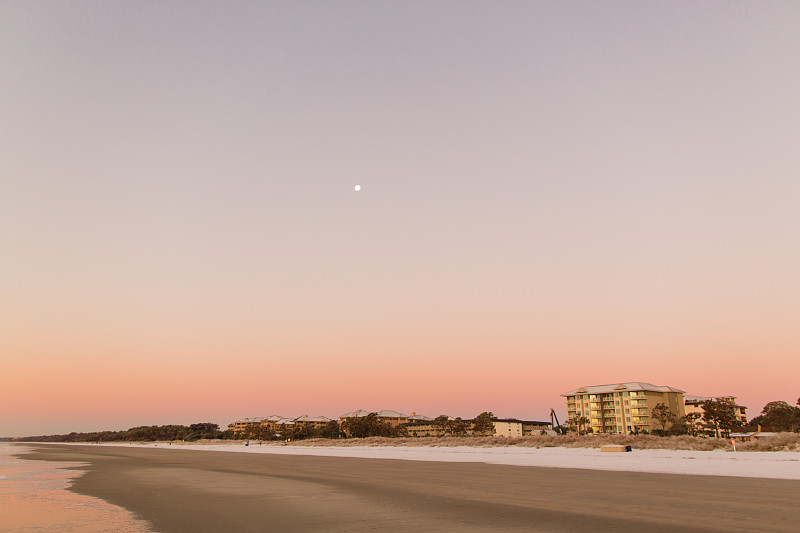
0, 444, 152, 532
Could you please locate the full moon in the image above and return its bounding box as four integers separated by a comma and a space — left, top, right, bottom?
354, 185, 361, 192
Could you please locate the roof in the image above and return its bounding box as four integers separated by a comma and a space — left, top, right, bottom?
294, 416, 332, 423
339, 410, 409, 419
408, 414, 432, 421
561, 382, 686, 396
685, 395, 745, 408
232, 418, 261, 424
684, 395, 711, 403
339, 410, 371, 419
376, 410, 407, 418
494, 418, 552, 425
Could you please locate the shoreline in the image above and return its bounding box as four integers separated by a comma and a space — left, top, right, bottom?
16, 443, 800, 532
21, 440, 800, 480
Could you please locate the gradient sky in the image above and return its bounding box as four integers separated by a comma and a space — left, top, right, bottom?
2, 1, 799, 437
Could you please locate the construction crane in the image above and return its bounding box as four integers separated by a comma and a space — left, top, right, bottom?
550, 408, 562, 434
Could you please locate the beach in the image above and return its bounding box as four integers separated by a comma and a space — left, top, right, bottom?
16, 443, 800, 532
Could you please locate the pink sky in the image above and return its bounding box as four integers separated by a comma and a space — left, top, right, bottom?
2, 2, 799, 436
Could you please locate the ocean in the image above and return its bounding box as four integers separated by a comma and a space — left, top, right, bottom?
0, 443, 151, 532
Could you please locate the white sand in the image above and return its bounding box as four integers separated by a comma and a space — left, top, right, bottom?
60, 442, 800, 480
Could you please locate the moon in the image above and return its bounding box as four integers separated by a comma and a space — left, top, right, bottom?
354, 185, 362, 192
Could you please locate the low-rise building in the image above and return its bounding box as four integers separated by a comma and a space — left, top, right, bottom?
403, 416, 551, 438
562, 382, 686, 434
684, 396, 748, 424
228, 417, 267, 435
293, 415, 334, 430
684, 395, 748, 436
338, 410, 410, 427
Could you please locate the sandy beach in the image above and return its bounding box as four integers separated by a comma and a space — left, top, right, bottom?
17, 444, 800, 532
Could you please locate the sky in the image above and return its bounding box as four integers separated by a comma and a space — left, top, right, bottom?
2, 1, 799, 437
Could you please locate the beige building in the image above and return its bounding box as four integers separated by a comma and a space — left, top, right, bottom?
230, 414, 331, 435
684, 395, 748, 434
563, 382, 686, 434
493, 419, 552, 437
228, 417, 267, 435
404, 417, 552, 438
339, 410, 411, 427
293, 415, 334, 430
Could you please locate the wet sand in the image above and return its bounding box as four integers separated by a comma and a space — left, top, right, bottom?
17, 444, 800, 532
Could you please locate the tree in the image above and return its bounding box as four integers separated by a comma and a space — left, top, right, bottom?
681, 412, 702, 437
447, 417, 469, 437
320, 420, 340, 439
433, 415, 450, 437
252, 425, 276, 441
701, 399, 740, 438
340, 413, 393, 438
651, 403, 675, 436
749, 401, 800, 432
570, 416, 590, 435
472, 412, 495, 436
187, 423, 221, 441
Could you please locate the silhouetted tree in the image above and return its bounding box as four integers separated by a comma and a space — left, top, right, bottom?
433, 415, 450, 437
447, 417, 469, 437
651, 403, 675, 436
702, 399, 740, 438
749, 401, 800, 432
472, 412, 495, 436
320, 420, 340, 439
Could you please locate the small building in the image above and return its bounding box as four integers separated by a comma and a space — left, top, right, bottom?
730, 426, 778, 442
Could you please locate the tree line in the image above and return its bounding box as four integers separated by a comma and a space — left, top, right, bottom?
15, 413, 498, 442
237, 412, 497, 441
15, 423, 230, 443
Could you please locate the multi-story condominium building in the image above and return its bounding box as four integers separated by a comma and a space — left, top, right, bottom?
684, 396, 748, 426
230, 414, 330, 435
562, 382, 686, 434
257, 415, 286, 431
228, 417, 267, 434
293, 415, 334, 430
338, 410, 410, 427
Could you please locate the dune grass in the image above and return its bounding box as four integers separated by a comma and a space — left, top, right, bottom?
280, 433, 800, 451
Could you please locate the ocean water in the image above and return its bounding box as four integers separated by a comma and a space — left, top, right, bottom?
0, 443, 152, 532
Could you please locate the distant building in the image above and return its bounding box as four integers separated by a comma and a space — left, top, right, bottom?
562, 382, 686, 434
229, 414, 332, 436
493, 419, 552, 437
730, 426, 778, 442
684, 395, 748, 436
684, 395, 748, 424
293, 415, 334, 431
338, 410, 410, 427
404, 416, 551, 438
228, 417, 266, 434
